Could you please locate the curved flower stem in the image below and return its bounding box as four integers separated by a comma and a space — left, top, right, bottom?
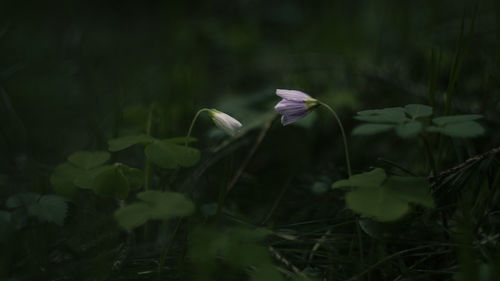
185, 108, 211, 147
318, 100, 352, 177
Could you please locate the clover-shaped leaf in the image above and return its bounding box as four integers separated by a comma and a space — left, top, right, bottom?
432, 114, 482, 125
355, 107, 408, 123
404, 104, 433, 119
52, 160, 143, 199
353, 105, 432, 138
73, 164, 143, 199
145, 140, 200, 169
108, 135, 155, 152
51, 163, 83, 197
68, 151, 110, 170
332, 168, 386, 189
108, 135, 201, 170
427, 114, 484, 138
346, 186, 410, 222
395, 121, 422, 138
114, 191, 194, 230
332, 169, 433, 222
352, 124, 395, 136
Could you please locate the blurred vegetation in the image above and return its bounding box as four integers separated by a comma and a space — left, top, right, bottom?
1, 0, 500, 280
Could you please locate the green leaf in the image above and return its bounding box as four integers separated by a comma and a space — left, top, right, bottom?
29, 195, 68, 226
73, 165, 111, 189
74, 164, 143, 194
188, 226, 280, 281
7, 193, 68, 226
51, 163, 83, 197
68, 151, 110, 170
91, 165, 130, 199
108, 134, 155, 152
355, 107, 408, 123
6, 192, 38, 208
114, 202, 151, 230
404, 104, 433, 119
114, 191, 195, 230
137, 191, 195, 220
346, 187, 410, 222
338, 171, 434, 222
384, 176, 434, 208
441, 121, 485, 138
332, 168, 386, 189
432, 114, 482, 126
395, 121, 422, 138
352, 124, 394, 136
145, 140, 200, 169
119, 166, 144, 190
165, 137, 198, 144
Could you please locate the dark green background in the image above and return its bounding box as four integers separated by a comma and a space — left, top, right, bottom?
1, 1, 500, 280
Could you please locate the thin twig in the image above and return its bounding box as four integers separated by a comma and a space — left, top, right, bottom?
268, 246, 305, 277
346, 244, 443, 281
430, 146, 500, 182
308, 229, 331, 262
226, 115, 277, 192
392, 250, 451, 281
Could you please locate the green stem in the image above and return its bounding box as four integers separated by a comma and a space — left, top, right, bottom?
144, 106, 154, 191
185, 108, 211, 147
144, 106, 154, 239
157, 218, 183, 275
420, 135, 436, 175
318, 101, 352, 177
356, 218, 365, 268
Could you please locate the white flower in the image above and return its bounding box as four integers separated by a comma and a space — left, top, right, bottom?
209, 109, 242, 136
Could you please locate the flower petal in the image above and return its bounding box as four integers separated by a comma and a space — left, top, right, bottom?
210, 110, 242, 136
274, 99, 307, 115
276, 89, 311, 102
281, 111, 308, 126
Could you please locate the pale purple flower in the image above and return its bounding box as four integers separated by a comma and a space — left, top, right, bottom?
274, 89, 318, 125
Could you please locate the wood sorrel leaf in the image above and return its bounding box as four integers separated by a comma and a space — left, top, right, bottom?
427, 120, 485, 138
145, 140, 200, 169
138, 191, 195, 220
165, 137, 198, 144
51, 163, 83, 197
432, 114, 482, 126
355, 107, 408, 123
114, 202, 151, 230
384, 176, 434, 208
108, 134, 155, 152
395, 121, 422, 138
114, 191, 195, 230
404, 104, 433, 119
89, 165, 130, 199
334, 169, 433, 222
68, 151, 110, 170
332, 168, 386, 189
119, 166, 144, 190
346, 186, 410, 222
352, 124, 395, 136
440, 121, 485, 137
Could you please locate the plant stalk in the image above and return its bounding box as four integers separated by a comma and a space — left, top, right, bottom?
185, 108, 211, 147
318, 101, 352, 177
